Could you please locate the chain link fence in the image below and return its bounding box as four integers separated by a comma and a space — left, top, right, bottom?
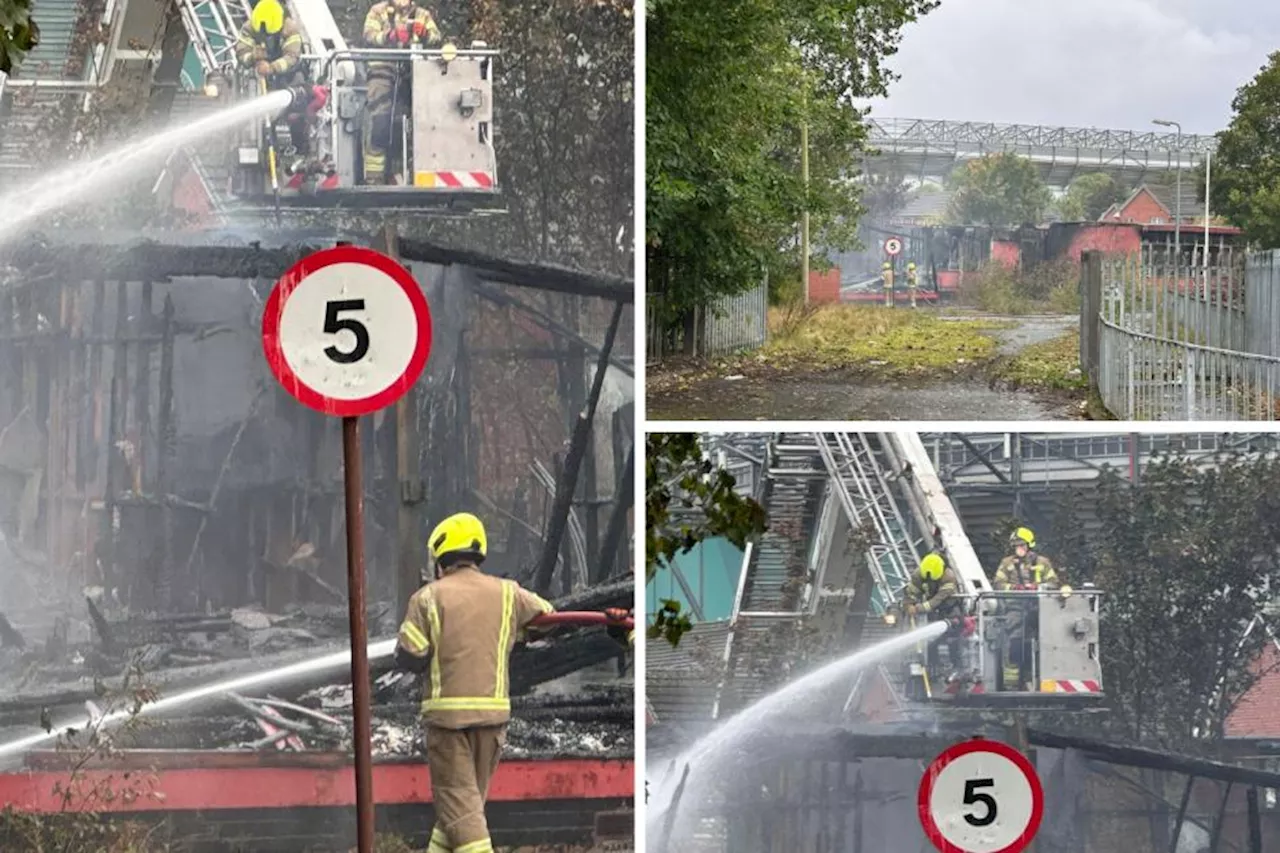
1084, 242, 1280, 421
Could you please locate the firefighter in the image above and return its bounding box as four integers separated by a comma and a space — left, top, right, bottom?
992, 527, 1071, 691
993, 527, 1061, 591
361, 0, 442, 184
882, 261, 894, 307
906, 261, 919, 308
903, 553, 968, 682
393, 512, 555, 853
235, 0, 313, 156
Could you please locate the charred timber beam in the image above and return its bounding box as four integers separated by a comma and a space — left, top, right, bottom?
469, 279, 634, 378
397, 238, 633, 303
596, 441, 634, 584
1028, 728, 1280, 788
2, 241, 634, 303
532, 301, 625, 595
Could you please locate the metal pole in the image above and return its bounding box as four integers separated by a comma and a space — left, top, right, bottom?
1204, 149, 1211, 296
342, 415, 376, 853
801, 119, 810, 305
1174, 126, 1182, 264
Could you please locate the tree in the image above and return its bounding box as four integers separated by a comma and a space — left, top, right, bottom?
647, 0, 939, 318
1057, 172, 1126, 222
1051, 455, 1280, 748
946, 153, 1051, 228
0, 0, 39, 74
646, 433, 767, 646
859, 169, 913, 222
1210, 51, 1280, 246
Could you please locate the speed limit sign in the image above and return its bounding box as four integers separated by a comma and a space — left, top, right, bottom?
884, 236, 904, 256
261, 244, 433, 417
918, 738, 1043, 853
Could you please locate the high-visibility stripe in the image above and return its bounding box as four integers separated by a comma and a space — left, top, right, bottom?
399, 620, 429, 654
422, 696, 511, 713
427, 596, 443, 700
494, 581, 514, 699
1040, 678, 1102, 693
428, 826, 452, 852
531, 592, 553, 614
413, 171, 495, 189
455, 838, 493, 853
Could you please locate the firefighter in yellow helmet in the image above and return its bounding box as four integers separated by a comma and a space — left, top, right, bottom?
906, 261, 919, 308
235, 0, 314, 155
992, 527, 1070, 691
393, 512, 554, 853
881, 261, 894, 306
903, 553, 967, 682
993, 527, 1061, 591
361, 0, 442, 184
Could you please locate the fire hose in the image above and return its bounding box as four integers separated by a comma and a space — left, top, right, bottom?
529, 611, 634, 630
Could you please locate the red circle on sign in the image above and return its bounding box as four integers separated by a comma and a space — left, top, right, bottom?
261, 245, 433, 417
917, 738, 1043, 853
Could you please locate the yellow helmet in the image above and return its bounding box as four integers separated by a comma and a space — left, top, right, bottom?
251, 0, 285, 35
920, 553, 945, 581
907, 262, 916, 270
1010, 527, 1035, 549
882, 262, 891, 270
428, 512, 488, 565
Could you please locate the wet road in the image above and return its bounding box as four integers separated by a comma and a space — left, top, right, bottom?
647, 375, 1072, 420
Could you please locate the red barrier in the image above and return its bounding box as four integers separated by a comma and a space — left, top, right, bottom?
0, 757, 633, 814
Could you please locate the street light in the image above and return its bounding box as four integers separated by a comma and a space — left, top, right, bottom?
1153, 119, 1183, 267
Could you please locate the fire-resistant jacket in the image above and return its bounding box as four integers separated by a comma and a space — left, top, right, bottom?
362, 1, 441, 75
234, 16, 304, 75
396, 566, 554, 729
904, 566, 961, 616
994, 552, 1060, 590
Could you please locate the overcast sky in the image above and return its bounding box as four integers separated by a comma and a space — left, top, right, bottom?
868, 0, 1280, 135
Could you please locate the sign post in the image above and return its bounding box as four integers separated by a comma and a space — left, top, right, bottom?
262, 244, 433, 853
918, 737, 1044, 853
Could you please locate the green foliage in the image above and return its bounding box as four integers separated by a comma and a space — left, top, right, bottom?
0, 0, 39, 75
1211, 50, 1280, 247
647, 0, 940, 317
646, 433, 767, 646
1057, 173, 1126, 222
1052, 455, 1280, 747
946, 153, 1051, 228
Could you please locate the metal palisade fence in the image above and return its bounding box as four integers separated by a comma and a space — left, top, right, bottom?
647, 275, 769, 363
1086, 241, 1280, 420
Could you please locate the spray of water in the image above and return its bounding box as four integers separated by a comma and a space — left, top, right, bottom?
0, 90, 292, 247
647, 621, 946, 836
0, 637, 397, 761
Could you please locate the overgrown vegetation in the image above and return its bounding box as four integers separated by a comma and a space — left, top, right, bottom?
959, 259, 1080, 315
993, 330, 1085, 391
946, 153, 1051, 228
764, 304, 1003, 375
1050, 454, 1280, 747
646, 0, 940, 318
646, 434, 768, 646
0, 661, 164, 852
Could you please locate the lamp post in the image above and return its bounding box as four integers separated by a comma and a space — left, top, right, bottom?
1153, 119, 1183, 268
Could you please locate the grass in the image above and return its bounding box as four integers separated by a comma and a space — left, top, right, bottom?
762, 304, 1005, 376
994, 329, 1087, 391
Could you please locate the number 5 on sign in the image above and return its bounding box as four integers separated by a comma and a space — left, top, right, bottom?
918, 738, 1044, 853
261, 245, 433, 417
